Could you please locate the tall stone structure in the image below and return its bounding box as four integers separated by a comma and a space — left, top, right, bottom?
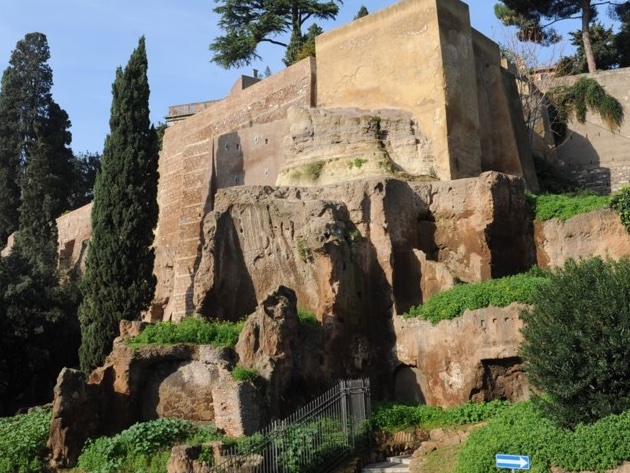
151, 0, 538, 321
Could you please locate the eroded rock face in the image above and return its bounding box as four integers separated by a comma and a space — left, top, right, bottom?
535, 209, 630, 269
394, 304, 529, 407
48, 368, 99, 469
277, 106, 435, 186
194, 173, 534, 398
47, 322, 260, 467
235, 286, 299, 417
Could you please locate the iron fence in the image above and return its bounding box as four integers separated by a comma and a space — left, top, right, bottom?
209, 378, 371, 473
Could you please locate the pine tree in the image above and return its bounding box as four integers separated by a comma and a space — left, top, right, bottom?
0, 32, 75, 247
210, 0, 342, 69
78, 37, 159, 372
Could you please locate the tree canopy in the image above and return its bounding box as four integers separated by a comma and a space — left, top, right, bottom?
78, 37, 159, 372
556, 23, 619, 75
0, 33, 80, 414
210, 0, 342, 69
495, 0, 630, 73
0, 33, 75, 247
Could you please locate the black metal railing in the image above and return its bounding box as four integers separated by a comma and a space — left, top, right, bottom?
209, 378, 371, 473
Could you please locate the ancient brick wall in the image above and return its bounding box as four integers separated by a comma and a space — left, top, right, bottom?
153, 58, 316, 320
543, 68, 630, 193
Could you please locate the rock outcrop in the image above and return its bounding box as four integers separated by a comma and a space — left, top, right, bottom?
47, 321, 261, 467
277, 106, 435, 186
48, 368, 99, 469
535, 209, 630, 268
235, 286, 299, 417
193, 172, 534, 397
394, 303, 529, 407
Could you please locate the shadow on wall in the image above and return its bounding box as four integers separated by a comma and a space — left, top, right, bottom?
393, 364, 426, 404
197, 211, 257, 322
557, 130, 611, 194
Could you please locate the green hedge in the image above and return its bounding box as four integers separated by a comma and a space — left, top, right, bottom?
127, 317, 243, 347
0, 408, 51, 473
403, 270, 549, 323
372, 401, 509, 432
457, 402, 630, 473
527, 192, 609, 221
77, 417, 222, 473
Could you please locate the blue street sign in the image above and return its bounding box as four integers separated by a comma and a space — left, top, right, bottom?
496, 454, 530, 470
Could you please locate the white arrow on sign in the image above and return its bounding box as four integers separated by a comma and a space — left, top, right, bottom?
502, 456, 528, 468
496, 454, 530, 470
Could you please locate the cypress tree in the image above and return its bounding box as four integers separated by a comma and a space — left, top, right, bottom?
0, 35, 80, 411
0, 32, 75, 247
78, 37, 159, 372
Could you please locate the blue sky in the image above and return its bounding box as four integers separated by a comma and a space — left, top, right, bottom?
0, 0, 583, 154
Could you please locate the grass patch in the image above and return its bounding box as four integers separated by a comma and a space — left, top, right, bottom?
127, 317, 243, 348
304, 162, 324, 181
77, 418, 223, 473
371, 400, 509, 433
423, 442, 463, 473
297, 309, 318, 326
527, 192, 609, 221
403, 269, 550, 323
457, 402, 630, 473
348, 158, 368, 169
0, 407, 51, 473
231, 365, 259, 382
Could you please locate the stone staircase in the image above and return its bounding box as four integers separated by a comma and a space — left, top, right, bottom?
361, 455, 412, 473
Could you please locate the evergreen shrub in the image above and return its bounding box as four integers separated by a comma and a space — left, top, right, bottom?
521, 257, 630, 428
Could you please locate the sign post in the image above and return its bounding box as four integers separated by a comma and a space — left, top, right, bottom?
495, 453, 530, 472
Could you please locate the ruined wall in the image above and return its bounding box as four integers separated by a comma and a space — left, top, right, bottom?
316, 0, 468, 180
472, 31, 539, 190
315, 0, 535, 187
154, 58, 316, 321
394, 304, 528, 407
1, 202, 93, 274
543, 68, 630, 193
56, 203, 93, 273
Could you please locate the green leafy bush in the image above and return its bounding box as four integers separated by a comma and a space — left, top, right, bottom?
610, 185, 630, 233
277, 419, 349, 473
77, 418, 222, 473
231, 365, 259, 382
127, 317, 243, 347
520, 257, 630, 428
527, 192, 609, 221
372, 400, 508, 432
0, 407, 51, 473
403, 270, 550, 323
457, 402, 630, 473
